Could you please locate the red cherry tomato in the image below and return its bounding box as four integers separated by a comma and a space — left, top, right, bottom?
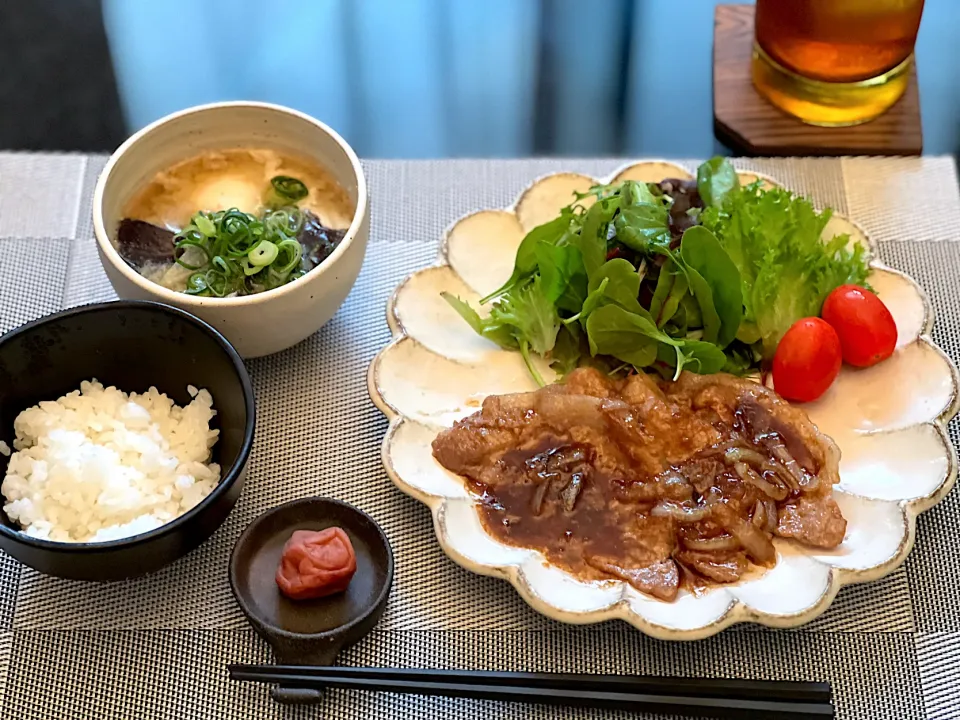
821, 285, 897, 368
773, 318, 842, 402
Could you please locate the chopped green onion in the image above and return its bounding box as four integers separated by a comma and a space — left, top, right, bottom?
265, 207, 304, 237
194, 213, 217, 237
270, 176, 308, 202
248, 240, 279, 267
167, 173, 323, 296
173, 241, 210, 270
204, 269, 229, 297
274, 238, 302, 274
185, 273, 208, 295
212, 255, 232, 275
240, 257, 262, 276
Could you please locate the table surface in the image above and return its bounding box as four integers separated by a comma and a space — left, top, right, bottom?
0, 154, 959, 720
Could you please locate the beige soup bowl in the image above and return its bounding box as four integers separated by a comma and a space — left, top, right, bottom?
93, 101, 369, 358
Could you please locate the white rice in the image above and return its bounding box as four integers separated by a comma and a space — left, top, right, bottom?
0, 380, 220, 543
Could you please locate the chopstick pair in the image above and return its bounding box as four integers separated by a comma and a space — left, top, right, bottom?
229, 665, 834, 719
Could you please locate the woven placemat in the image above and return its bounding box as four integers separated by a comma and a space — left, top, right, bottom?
0, 153, 958, 719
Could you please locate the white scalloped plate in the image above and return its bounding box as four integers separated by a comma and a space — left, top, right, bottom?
368, 161, 960, 639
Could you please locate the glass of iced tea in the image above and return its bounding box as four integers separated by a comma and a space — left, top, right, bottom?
753, 0, 924, 126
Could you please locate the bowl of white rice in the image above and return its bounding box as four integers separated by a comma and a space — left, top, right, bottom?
0, 301, 255, 580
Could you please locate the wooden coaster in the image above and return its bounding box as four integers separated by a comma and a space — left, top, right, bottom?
713, 4, 923, 156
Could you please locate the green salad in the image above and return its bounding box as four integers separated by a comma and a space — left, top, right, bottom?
444, 157, 870, 385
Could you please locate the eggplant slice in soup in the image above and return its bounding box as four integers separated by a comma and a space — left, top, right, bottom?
115, 219, 176, 270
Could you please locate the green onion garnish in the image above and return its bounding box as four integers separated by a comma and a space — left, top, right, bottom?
248, 240, 279, 266
194, 214, 217, 237
270, 175, 308, 202
172, 199, 311, 297
274, 238, 303, 274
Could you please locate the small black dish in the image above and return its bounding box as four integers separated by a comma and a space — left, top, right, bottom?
229, 497, 394, 702
0, 300, 256, 580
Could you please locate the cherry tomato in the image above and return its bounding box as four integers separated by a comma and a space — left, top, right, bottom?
773, 318, 842, 402
821, 285, 897, 368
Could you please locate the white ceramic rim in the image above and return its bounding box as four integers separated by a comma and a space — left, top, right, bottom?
367, 159, 960, 639
92, 100, 368, 308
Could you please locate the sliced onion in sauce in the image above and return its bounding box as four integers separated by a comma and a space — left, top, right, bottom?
751, 499, 767, 529
651, 502, 712, 523
733, 461, 789, 501
702, 486, 723, 505
681, 534, 740, 551
713, 504, 776, 563
764, 499, 778, 534
723, 447, 770, 468
530, 479, 550, 516
726, 446, 803, 497
767, 438, 805, 488
798, 473, 820, 492
559, 473, 584, 512
732, 521, 776, 564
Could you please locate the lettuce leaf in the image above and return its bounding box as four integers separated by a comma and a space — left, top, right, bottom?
613, 180, 672, 253
701, 183, 869, 358
442, 275, 560, 386
586, 304, 726, 379
480, 210, 577, 303
678, 226, 743, 348
696, 156, 738, 207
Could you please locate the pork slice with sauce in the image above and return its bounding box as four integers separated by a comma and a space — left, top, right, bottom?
431, 367, 847, 601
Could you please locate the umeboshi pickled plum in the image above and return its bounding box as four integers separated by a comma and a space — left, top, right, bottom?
275, 527, 357, 601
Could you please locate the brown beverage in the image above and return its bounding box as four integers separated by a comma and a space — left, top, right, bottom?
753, 0, 924, 126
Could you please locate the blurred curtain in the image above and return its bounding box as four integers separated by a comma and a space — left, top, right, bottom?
102, 0, 632, 158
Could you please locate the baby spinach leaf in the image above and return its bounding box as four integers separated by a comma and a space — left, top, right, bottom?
611, 340, 658, 369
678, 263, 721, 344
571, 258, 650, 329
535, 241, 587, 313
573, 277, 608, 325
585, 304, 669, 370
550, 323, 584, 376
480, 211, 574, 303
649, 265, 674, 322
587, 258, 645, 316
587, 304, 726, 377
575, 197, 619, 280
611, 180, 672, 253
679, 226, 742, 347
679, 292, 702, 329
696, 156, 738, 207
658, 267, 689, 328
656, 340, 727, 379
677, 340, 727, 374
614, 203, 671, 252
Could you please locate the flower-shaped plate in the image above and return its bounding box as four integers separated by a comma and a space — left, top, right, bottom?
368, 161, 960, 639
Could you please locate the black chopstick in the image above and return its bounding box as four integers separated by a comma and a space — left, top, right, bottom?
228, 665, 834, 719
230, 664, 830, 703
